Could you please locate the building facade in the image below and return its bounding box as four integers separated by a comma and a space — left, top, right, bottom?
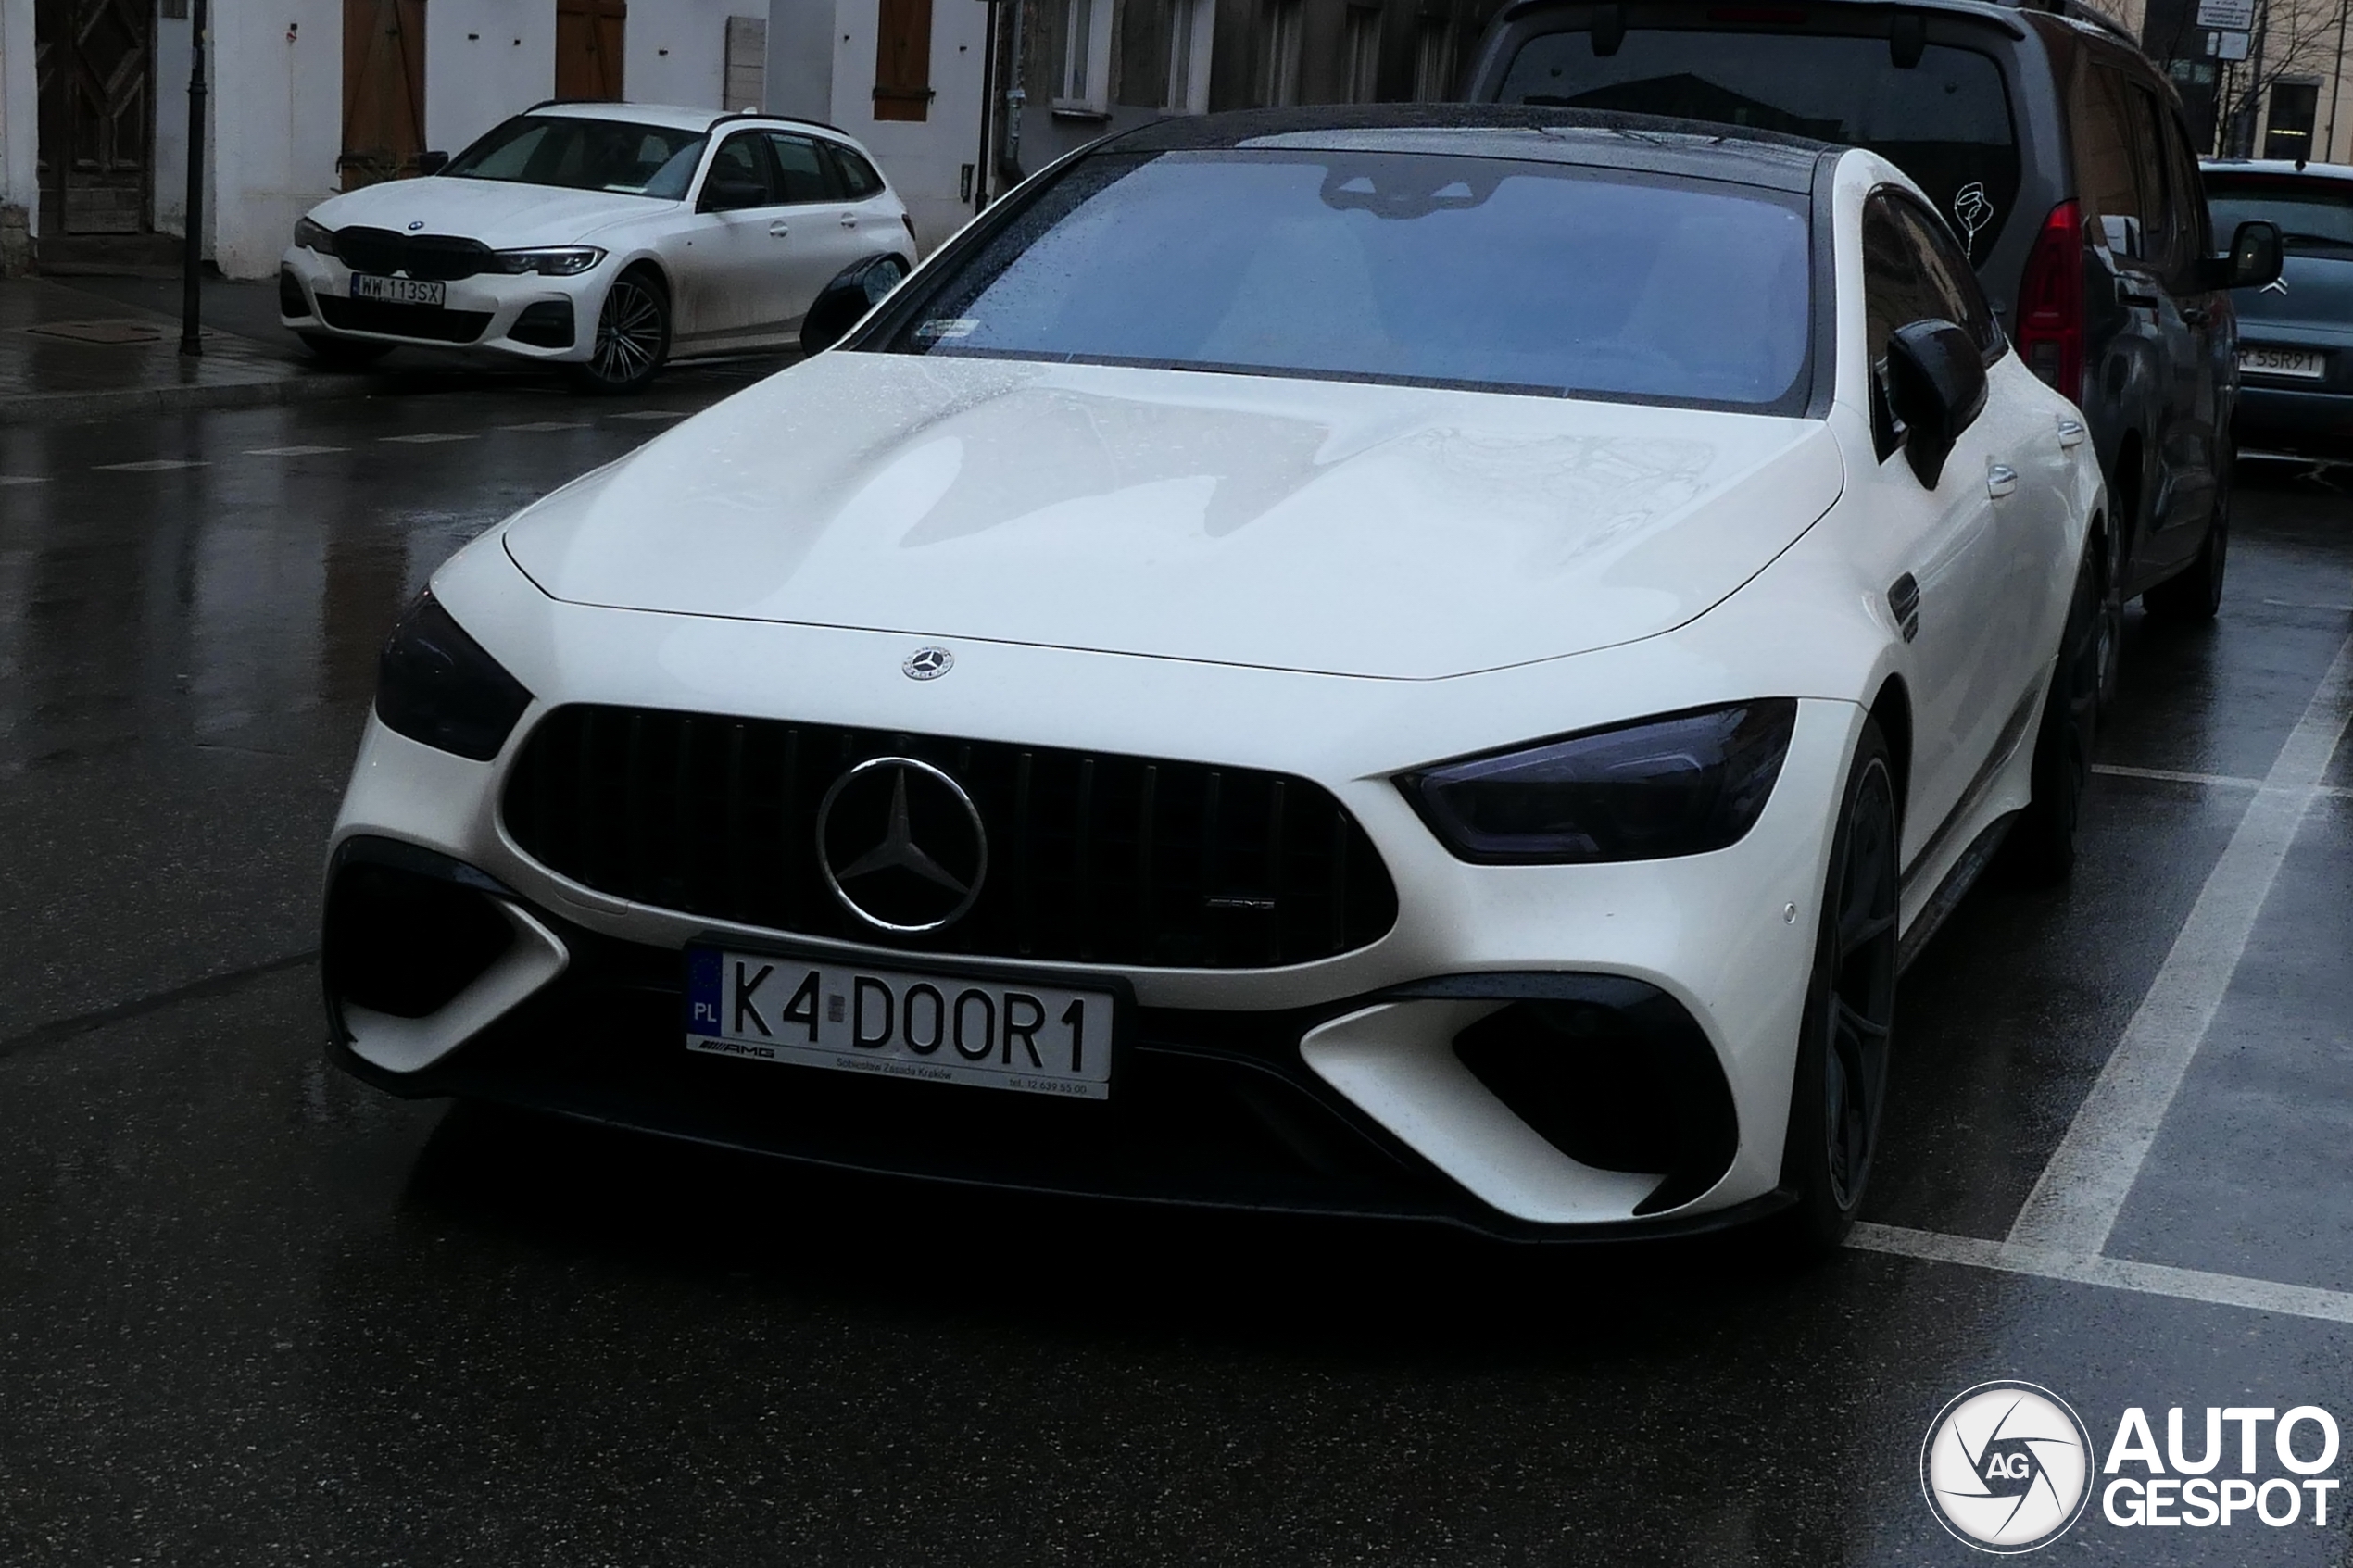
0, 0, 1509, 280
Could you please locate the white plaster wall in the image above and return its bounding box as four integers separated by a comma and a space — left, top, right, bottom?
830, 0, 988, 250
626, 0, 769, 109
0, 0, 35, 230
210, 0, 343, 277
426, 0, 559, 156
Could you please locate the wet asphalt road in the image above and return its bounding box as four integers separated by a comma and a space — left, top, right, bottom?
3, 374, 2351, 1565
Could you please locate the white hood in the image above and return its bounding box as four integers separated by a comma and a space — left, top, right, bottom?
308, 176, 670, 248
501, 355, 1845, 681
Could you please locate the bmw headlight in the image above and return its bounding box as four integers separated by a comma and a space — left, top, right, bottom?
374, 593, 534, 761
294, 216, 336, 256
1402, 701, 1798, 864
489, 246, 607, 276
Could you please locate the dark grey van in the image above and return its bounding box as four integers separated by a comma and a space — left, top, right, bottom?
1466, 0, 2282, 657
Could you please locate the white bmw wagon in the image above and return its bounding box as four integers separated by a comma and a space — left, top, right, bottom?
324, 107, 2108, 1252
279, 103, 918, 392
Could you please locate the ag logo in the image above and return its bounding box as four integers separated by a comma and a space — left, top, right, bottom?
1922, 1382, 2094, 1553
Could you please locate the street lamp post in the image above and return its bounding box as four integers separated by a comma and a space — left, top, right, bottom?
180, 0, 209, 358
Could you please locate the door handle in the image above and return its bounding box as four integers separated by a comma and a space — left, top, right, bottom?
2057, 418, 2085, 449
1987, 463, 2019, 498
2115, 276, 2159, 309
768, 220, 791, 238
839, 214, 859, 229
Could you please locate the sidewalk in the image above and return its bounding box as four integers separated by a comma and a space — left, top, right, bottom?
0, 275, 392, 425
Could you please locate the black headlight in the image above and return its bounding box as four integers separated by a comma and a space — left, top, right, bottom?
1402, 701, 1798, 864
374, 593, 534, 761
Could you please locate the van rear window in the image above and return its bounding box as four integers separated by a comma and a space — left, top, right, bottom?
1498, 31, 2020, 262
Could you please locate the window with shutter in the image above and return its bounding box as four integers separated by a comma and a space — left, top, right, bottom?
874, 0, 936, 121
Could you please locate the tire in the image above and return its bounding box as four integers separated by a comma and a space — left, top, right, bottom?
2144, 472, 2229, 621
297, 332, 393, 369
1775, 720, 1900, 1256
2000, 545, 2101, 886
570, 269, 670, 395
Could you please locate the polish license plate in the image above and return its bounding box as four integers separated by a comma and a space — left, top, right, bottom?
2240, 345, 2326, 380
350, 273, 446, 307
684, 947, 1116, 1100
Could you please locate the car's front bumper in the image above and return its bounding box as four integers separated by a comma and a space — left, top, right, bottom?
325, 546, 1863, 1235
279, 244, 606, 361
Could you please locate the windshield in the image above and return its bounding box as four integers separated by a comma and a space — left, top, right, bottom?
2208, 178, 2353, 254
442, 116, 708, 198
1497, 31, 2019, 263
874, 149, 1814, 410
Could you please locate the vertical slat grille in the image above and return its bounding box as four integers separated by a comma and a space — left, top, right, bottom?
502, 706, 1400, 969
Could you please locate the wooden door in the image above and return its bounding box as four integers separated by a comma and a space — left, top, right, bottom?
341, 0, 427, 191
32, 0, 156, 234
557, 0, 628, 102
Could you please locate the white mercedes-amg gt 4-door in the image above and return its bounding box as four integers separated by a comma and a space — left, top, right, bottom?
324, 107, 2106, 1252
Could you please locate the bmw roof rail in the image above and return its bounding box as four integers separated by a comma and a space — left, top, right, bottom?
706, 108, 857, 136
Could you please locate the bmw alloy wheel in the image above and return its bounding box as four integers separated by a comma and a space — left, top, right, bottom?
577, 271, 669, 394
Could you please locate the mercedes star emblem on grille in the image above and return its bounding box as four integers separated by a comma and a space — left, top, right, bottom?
814, 757, 988, 933
902, 646, 953, 680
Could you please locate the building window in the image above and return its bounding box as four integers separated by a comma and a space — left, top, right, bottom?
1059, 0, 1115, 114
1413, 17, 1455, 102
873, 0, 936, 121
1165, 0, 1215, 113
2263, 80, 2321, 162
1343, 6, 1381, 102
1262, 0, 1302, 107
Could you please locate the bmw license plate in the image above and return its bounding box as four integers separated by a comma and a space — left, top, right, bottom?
2239, 345, 2326, 380
685, 947, 1116, 1100
349, 273, 446, 307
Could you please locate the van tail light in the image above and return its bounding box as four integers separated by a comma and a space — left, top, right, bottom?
2016, 199, 2085, 400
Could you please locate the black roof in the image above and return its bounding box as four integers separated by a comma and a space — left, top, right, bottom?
1098, 106, 1835, 193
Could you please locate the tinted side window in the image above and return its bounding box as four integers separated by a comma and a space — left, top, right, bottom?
2121, 82, 2184, 273
1863, 195, 1939, 369
1888, 194, 2006, 359
829, 144, 887, 200
705, 132, 774, 205
2156, 107, 2213, 265
768, 133, 845, 204
2076, 67, 2156, 260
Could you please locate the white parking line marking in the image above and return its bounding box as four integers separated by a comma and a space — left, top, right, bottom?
2093, 762, 2353, 800
2009, 632, 2353, 1256
0, 475, 48, 486
379, 433, 477, 445
94, 458, 208, 472
244, 445, 348, 457
2093, 763, 2259, 788
2262, 597, 2353, 613
1850, 1223, 2353, 1326
609, 409, 689, 421
498, 420, 592, 432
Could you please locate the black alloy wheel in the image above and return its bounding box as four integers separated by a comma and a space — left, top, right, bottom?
573, 270, 670, 395
2144, 479, 2229, 621
2001, 545, 2102, 885
1778, 721, 1899, 1254
297, 332, 393, 369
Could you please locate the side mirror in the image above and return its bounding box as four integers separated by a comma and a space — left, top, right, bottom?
414, 149, 449, 177
800, 254, 911, 357
1885, 319, 1988, 489
700, 177, 769, 213
2204, 219, 2284, 291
